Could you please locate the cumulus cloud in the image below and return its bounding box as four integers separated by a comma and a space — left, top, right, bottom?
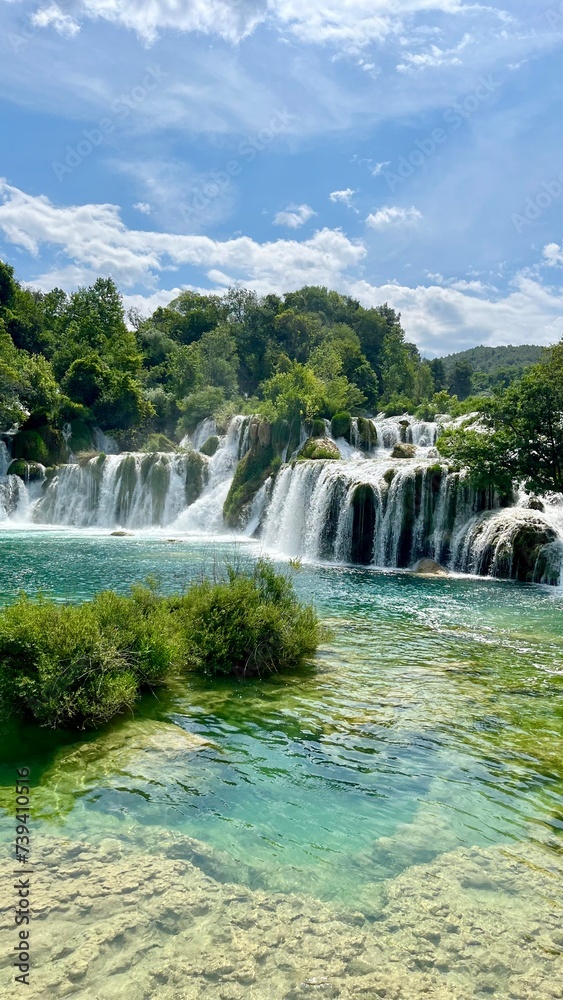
366, 205, 422, 228
543, 242, 563, 267
329, 188, 356, 207
2, 182, 563, 357
0, 181, 361, 290
133, 201, 151, 215
273, 203, 316, 229
348, 274, 563, 356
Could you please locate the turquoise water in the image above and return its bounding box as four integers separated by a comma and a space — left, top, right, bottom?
0, 528, 562, 996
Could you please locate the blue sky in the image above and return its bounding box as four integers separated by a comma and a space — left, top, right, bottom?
1, 0, 563, 356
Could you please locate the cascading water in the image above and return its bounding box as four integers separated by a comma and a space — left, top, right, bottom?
0, 411, 562, 583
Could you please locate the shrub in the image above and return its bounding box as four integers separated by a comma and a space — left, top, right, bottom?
0, 562, 325, 727
141, 433, 178, 453
176, 560, 324, 679
12, 429, 49, 464
0, 588, 173, 729
331, 411, 351, 440
311, 418, 326, 438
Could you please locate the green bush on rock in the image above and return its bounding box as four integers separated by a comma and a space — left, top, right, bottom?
0, 562, 324, 728
298, 438, 340, 461
331, 411, 351, 440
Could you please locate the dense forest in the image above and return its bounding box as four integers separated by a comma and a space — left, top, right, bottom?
0, 261, 479, 456
2, 260, 562, 500
437, 344, 544, 395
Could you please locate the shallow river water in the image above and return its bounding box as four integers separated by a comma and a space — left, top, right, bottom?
0, 528, 562, 999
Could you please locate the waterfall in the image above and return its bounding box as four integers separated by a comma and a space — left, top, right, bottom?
260, 456, 495, 568
1, 410, 562, 583
173, 416, 249, 533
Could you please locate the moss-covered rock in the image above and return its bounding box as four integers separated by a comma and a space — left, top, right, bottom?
68, 419, 94, 455
12, 429, 49, 464
200, 435, 220, 457
391, 443, 417, 459
351, 485, 376, 564
185, 451, 208, 506
331, 411, 351, 441
142, 434, 177, 453
383, 468, 396, 486
223, 442, 274, 528
7, 460, 44, 481
298, 437, 341, 461
356, 416, 377, 451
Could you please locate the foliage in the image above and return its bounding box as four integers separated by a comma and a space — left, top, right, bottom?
1, 263, 550, 458
0, 562, 324, 726
438, 344, 563, 496
176, 560, 324, 678
330, 411, 351, 439
177, 386, 226, 436
298, 438, 340, 460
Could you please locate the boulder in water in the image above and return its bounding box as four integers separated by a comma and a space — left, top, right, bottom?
412, 559, 449, 577
391, 443, 417, 459
110, 530, 133, 536
199, 435, 220, 457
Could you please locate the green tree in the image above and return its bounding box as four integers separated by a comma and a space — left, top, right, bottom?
439, 343, 563, 495
449, 361, 474, 401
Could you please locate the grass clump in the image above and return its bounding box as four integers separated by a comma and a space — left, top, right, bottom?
0, 561, 324, 728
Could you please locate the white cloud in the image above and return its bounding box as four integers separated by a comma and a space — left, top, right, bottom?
366, 205, 422, 228
273, 203, 316, 229
329, 188, 356, 207
133, 201, 151, 215
31, 4, 80, 38
396, 33, 473, 74
372, 161, 390, 176
3, 182, 563, 357
26, 0, 503, 51
348, 274, 563, 356
543, 242, 563, 267
0, 181, 361, 291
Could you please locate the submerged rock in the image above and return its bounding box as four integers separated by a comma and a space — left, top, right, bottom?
13, 830, 563, 1000
110, 529, 133, 536
412, 558, 449, 577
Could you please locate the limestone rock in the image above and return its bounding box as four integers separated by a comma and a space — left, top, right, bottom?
412, 558, 449, 577
298, 437, 341, 461
391, 443, 417, 459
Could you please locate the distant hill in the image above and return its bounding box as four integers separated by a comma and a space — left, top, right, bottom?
436, 344, 544, 375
